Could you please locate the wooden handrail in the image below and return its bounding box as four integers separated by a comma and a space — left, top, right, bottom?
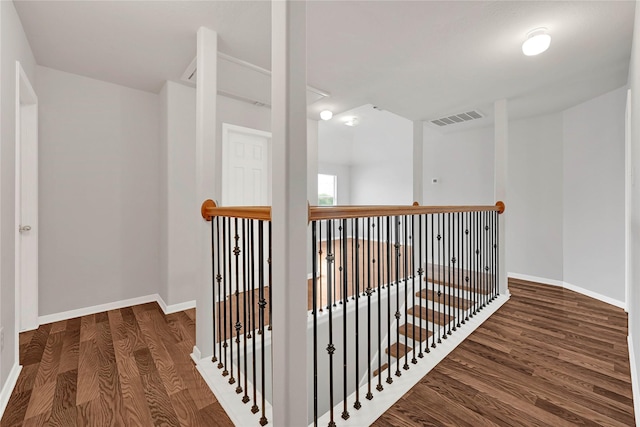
201, 199, 505, 222
201, 199, 272, 221
308, 202, 504, 221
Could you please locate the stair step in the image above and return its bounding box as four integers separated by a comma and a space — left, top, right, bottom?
385, 342, 412, 359
424, 263, 493, 295
398, 323, 433, 340
416, 289, 474, 310
407, 305, 454, 326
373, 363, 388, 377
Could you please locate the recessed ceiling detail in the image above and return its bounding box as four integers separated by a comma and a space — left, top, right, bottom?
429, 110, 483, 127
181, 54, 330, 108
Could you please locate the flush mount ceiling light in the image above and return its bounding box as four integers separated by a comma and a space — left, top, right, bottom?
344, 117, 359, 127
522, 28, 551, 56
320, 110, 333, 120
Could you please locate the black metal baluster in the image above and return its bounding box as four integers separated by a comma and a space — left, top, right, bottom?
258, 221, 267, 426
475, 211, 480, 316
251, 221, 258, 415
342, 219, 350, 420
353, 218, 361, 409
312, 221, 318, 426
431, 214, 436, 349
217, 217, 224, 368
420, 214, 427, 356
211, 217, 218, 364
242, 219, 249, 403
228, 219, 235, 384
333, 220, 337, 308
386, 216, 392, 385
366, 217, 373, 401
222, 218, 229, 376
451, 213, 457, 333
403, 215, 410, 370
326, 220, 336, 427
464, 212, 470, 322
437, 213, 442, 344
394, 217, 401, 377
411, 214, 418, 364
457, 212, 461, 329
494, 211, 498, 299
319, 221, 324, 312
376, 216, 383, 392
444, 212, 453, 338
268, 222, 272, 331
233, 218, 241, 391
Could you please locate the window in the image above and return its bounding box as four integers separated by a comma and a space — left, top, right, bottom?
318, 174, 337, 206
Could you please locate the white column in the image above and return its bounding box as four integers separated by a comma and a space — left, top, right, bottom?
494, 99, 508, 295
413, 120, 424, 204
194, 27, 218, 360
271, 1, 308, 425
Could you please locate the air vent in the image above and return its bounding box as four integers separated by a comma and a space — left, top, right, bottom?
430, 110, 484, 127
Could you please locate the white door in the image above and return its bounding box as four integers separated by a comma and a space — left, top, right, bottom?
625, 89, 631, 312
15, 62, 39, 333
222, 124, 271, 206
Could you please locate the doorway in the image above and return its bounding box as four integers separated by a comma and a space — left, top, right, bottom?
625, 89, 631, 312
221, 124, 271, 206
15, 61, 39, 337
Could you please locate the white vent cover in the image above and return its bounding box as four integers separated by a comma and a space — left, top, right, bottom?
430, 110, 483, 127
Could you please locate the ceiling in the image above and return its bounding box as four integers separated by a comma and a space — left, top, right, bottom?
14, 0, 636, 123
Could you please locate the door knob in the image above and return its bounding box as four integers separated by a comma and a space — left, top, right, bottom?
19, 225, 31, 233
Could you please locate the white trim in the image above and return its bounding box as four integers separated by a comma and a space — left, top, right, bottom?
194, 353, 273, 427
508, 272, 626, 310
37, 294, 197, 327
508, 272, 564, 288
191, 346, 202, 365
628, 335, 640, 427
625, 89, 632, 313
315, 294, 510, 427
563, 281, 626, 310
157, 296, 196, 315
0, 363, 22, 418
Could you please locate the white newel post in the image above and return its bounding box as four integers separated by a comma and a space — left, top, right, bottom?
271, 1, 309, 426
194, 27, 218, 361
494, 99, 508, 295
413, 120, 424, 205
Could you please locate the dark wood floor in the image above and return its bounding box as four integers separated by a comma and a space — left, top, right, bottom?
1, 303, 234, 427
374, 278, 636, 427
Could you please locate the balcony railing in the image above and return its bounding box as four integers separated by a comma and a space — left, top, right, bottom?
201, 200, 505, 426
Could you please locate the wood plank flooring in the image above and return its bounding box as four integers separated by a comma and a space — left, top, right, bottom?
1, 304, 234, 427
374, 278, 635, 427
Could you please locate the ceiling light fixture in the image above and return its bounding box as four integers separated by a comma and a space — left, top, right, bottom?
344, 117, 359, 127
522, 28, 551, 56
320, 110, 333, 120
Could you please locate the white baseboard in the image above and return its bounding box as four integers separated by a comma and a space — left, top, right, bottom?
0, 363, 22, 419
628, 335, 640, 427
191, 345, 202, 365
508, 272, 564, 288
508, 272, 626, 310
38, 294, 196, 327
562, 281, 625, 310
156, 296, 196, 315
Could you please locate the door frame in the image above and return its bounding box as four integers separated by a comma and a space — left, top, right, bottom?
221, 123, 272, 206
15, 61, 39, 344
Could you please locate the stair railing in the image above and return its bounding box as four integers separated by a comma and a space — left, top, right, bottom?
201, 200, 505, 426
308, 202, 505, 426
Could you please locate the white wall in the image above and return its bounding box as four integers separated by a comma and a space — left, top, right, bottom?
350, 111, 413, 205
161, 81, 197, 306
508, 113, 564, 281
37, 66, 161, 316
318, 162, 350, 205
0, 0, 36, 387
422, 126, 494, 205
563, 87, 626, 303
